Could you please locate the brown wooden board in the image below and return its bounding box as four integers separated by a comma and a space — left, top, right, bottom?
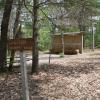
8, 38, 34, 51
51, 32, 84, 54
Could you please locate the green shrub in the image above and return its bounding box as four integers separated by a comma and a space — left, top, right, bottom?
59, 52, 64, 58
39, 27, 51, 51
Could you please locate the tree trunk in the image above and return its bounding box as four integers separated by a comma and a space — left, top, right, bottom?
77, 7, 86, 48
78, 25, 86, 48
13, 0, 24, 37
0, 0, 13, 72
9, 0, 23, 71
31, 0, 39, 74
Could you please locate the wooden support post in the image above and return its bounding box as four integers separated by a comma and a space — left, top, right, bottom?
61, 32, 65, 55
80, 33, 83, 54
20, 51, 30, 100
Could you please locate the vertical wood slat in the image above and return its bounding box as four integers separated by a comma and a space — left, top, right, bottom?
7, 38, 34, 51
51, 32, 84, 54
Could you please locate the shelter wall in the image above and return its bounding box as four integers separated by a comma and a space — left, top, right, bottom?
51, 32, 83, 54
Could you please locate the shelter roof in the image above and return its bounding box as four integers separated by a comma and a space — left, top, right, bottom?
53, 31, 84, 36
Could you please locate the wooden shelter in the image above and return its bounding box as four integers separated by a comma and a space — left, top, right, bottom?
50, 32, 84, 54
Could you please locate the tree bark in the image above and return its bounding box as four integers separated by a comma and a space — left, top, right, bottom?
13, 0, 24, 37
0, 0, 13, 72
77, 8, 86, 48
9, 0, 24, 71
31, 0, 39, 74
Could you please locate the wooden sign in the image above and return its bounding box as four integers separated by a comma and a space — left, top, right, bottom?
8, 38, 33, 100
8, 38, 34, 51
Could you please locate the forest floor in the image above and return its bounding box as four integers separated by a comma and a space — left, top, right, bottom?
0, 49, 100, 100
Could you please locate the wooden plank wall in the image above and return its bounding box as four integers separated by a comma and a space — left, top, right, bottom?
51, 32, 83, 54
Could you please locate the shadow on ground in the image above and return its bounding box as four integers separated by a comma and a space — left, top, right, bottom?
1, 55, 100, 100
39, 57, 100, 78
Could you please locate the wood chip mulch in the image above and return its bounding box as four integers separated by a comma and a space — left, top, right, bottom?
0, 50, 100, 100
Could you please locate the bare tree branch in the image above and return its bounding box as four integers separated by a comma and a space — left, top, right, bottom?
23, 0, 33, 15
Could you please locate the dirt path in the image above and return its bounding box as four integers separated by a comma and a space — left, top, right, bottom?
0, 49, 100, 100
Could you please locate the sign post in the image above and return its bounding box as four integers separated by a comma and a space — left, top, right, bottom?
20, 51, 29, 100
8, 38, 34, 100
